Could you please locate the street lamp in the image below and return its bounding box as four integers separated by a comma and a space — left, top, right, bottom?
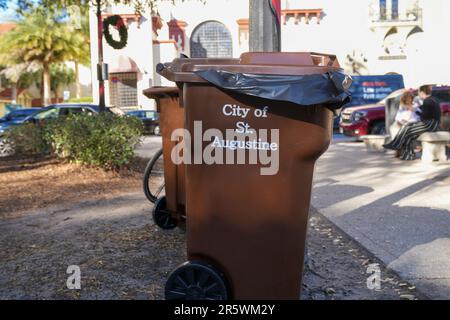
95, 0, 106, 112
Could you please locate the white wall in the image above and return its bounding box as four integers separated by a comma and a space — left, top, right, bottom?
89, 4, 155, 109
405, 0, 450, 87
281, 0, 377, 63
156, 0, 249, 58
281, 0, 450, 88
152, 42, 178, 87
65, 62, 92, 99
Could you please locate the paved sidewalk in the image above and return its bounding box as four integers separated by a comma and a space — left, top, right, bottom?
134, 136, 162, 159
312, 140, 450, 299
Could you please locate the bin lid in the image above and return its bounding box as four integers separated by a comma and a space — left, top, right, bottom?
143, 58, 239, 99
143, 86, 179, 99
155, 52, 352, 109
239, 52, 340, 68
157, 52, 342, 82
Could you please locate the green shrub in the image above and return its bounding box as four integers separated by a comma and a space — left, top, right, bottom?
5, 122, 51, 156
5, 113, 143, 169
49, 113, 143, 169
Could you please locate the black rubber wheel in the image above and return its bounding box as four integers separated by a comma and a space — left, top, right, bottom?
152, 196, 177, 230
370, 121, 386, 135
0, 137, 14, 157
143, 148, 165, 203
165, 261, 229, 300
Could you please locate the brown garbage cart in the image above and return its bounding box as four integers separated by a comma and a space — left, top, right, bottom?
157, 52, 351, 299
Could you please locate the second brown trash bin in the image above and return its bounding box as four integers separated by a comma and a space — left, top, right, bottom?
158, 52, 351, 300
143, 58, 240, 230
143, 86, 185, 229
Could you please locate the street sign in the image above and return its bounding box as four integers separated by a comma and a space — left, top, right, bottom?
63, 90, 70, 101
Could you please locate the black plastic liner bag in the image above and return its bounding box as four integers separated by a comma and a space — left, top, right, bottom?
195, 69, 352, 110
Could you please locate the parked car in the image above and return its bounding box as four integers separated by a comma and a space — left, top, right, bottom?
0, 104, 99, 134
339, 86, 450, 138
334, 74, 405, 130
126, 110, 160, 135
0, 108, 41, 124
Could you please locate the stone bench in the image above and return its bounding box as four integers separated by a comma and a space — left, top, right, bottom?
360, 135, 390, 153
417, 131, 450, 163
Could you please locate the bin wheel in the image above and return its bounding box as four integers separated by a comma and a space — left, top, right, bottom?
165, 261, 229, 300
143, 148, 165, 203
152, 196, 177, 230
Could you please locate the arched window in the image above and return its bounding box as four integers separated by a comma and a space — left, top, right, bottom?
190, 21, 233, 58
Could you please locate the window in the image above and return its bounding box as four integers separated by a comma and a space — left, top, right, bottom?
5, 109, 36, 121
33, 108, 59, 120
379, 0, 387, 20
83, 108, 96, 115
190, 21, 233, 58
392, 0, 399, 20
59, 108, 83, 116
145, 111, 158, 120
432, 90, 450, 102
109, 73, 138, 108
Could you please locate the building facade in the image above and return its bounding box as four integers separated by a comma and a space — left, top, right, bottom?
89, 0, 450, 110
282, 0, 450, 88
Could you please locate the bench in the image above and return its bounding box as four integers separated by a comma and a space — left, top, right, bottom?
417, 131, 450, 163
360, 135, 390, 153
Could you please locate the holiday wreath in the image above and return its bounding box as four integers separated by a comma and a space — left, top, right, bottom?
103, 15, 128, 49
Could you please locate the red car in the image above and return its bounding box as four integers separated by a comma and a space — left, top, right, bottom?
340, 86, 450, 138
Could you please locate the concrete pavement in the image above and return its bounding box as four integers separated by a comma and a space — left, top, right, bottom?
312, 138, 450, 299
134, 136, 162, 159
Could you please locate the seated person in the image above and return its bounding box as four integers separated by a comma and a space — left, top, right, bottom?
389, 91, 420, 138
384, 85, 441, 160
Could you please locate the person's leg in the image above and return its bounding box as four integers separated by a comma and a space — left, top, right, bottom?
400, 137, 417, 160
398, 121, 439, 160
399, 146, 408, 159
384, 123, 412, 150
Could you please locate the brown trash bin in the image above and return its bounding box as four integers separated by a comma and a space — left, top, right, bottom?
158, 52, 350, 300
143, 58, 240, 230
142, 86, 185, 229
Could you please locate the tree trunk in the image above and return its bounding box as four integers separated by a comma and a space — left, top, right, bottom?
43, 64, 51, 106
40, 79, 44, 103
75, 61, 81, 99
55, 87, 60, 102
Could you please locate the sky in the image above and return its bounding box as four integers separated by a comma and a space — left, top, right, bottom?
0, 1, 19, 22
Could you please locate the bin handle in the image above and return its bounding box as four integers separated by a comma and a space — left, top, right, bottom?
310, 52, 337, 67
156, 63, 177, 81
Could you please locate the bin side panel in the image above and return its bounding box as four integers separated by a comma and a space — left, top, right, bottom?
158, 95, 186, 216
184, 84, 332, 299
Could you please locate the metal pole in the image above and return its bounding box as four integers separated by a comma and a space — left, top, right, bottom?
96, 0, 106, 112
249, 0, 281, 52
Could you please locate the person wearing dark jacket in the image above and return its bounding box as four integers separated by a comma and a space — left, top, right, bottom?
384, 85, 441, 160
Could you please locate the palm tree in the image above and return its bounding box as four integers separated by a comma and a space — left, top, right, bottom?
0, 8, 86, 105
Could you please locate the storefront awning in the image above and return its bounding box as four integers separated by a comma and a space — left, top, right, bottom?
109, 55, 140, 73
